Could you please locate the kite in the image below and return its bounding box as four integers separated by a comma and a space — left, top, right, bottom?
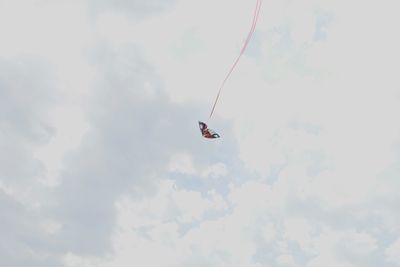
199, 121, 220, 139
199, 0, 263, 139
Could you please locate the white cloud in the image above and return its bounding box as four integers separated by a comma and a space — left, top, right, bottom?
307, 228, 352, 267
341, 231, 377, 255
34, 105, 89, 187
284, 217, 315, 254
202, 163, 228, 179
40, 220, 63, 235
262, 222, 276, 243
168, 153, 196, 175
277, 253, 296, 266
385, 238, 400, 265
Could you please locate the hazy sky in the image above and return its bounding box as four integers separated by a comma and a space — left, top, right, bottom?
1, 0, 400, 266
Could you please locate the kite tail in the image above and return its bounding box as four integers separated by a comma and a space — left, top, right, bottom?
209, 0, 263, 119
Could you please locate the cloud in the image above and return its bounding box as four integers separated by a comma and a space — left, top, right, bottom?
0, 56, 62, 266
0, 56, 58, 206
86, 0, 175, 18
50, 41, 219, 256
1, 0, 400, 266
385, 238, 400, 265
0, 0, 231, 265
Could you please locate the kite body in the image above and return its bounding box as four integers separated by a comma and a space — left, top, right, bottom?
199, 121, 220, 139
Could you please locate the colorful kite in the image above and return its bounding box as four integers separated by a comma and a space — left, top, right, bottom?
199, 121, 220, 139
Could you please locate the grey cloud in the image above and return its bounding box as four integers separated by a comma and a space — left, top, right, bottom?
0, 192, 62, 267
0, 57, 57, 199
0, 58, 61, 267
0, 28, 241, 265
50, 42, 240, 257
0, 58, 56, 144
0, 57, 56, 190
0, 2, 344, 267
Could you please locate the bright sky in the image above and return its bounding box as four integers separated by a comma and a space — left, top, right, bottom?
1, 0, 400, 266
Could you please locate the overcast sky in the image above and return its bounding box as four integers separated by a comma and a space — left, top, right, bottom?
1, 0, 400, 266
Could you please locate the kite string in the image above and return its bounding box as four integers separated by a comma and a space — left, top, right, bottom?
209, 0, 263, 119
242, 0, 262, 53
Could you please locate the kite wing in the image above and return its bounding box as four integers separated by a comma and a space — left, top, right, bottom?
199, 121, 207, 131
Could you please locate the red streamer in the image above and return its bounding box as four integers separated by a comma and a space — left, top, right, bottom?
209, 0, 263, 119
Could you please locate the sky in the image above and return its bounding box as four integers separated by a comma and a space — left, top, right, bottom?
0, 0, 400, 266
